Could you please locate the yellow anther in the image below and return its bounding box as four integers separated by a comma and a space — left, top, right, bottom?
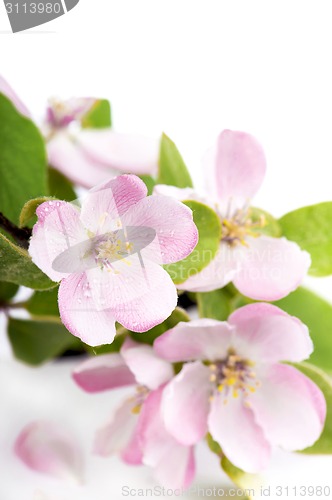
131, 405, 141, 414
210, 374, 217, 382
232, 390, 239, 398
217, 384, 224, 392
249, 387, 256, 393
226, 377, 237, 386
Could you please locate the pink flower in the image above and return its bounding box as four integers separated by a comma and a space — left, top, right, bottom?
154, 130, 311, 301
73, 339, 195, 489
154, 303, 326, 473
0, 74, 159, 188
14, 421, 84, 483
29, 174, 198, 346
45, 97, 159, 187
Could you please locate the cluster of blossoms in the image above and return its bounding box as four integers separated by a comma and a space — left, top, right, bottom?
70, 303, 325, 488
16, 304, 325, 489
1, 75, 327, 491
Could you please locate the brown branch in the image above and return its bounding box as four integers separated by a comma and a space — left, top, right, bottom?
0, 212, 32, 249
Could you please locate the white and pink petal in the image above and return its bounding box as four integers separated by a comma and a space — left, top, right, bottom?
138, 388, 195, 489
208, 395, 271, 473
229, 303, 313, 363
79, 174, 148, 233
204, 130, 266, 212
154, 318, 234, 362
161, 361, 211, 446
47, 132, 113, 188
72, 353, 136, 393
78, 130, 159, 175
86, 257, 178, 333
177, 242, 244, 293
233, 236, 311, 301
120, 195, 198, 265
29, 200, 86, 283
121, 339, 174, 390
14, 421, 84, 483
58, 272, 117, 346
94, 398, 142, 465
250, 364, 326, 451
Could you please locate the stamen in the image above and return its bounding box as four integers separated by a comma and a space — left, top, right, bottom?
208, 350, 261, 401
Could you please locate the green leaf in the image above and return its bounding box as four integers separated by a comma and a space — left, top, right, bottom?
157, 133, 193, 188
274, 287, 332, 373
197, 288, 232, 321
7, 317, 82, 365
139, 175, 156, 195
293, 362, 332, 454
0, 93, 48, 225
130, 307, 190, 345
279, 202, 332, 276
221, 456, 260, 500
0, 231, 55, 290
0, 281, 19, 302
19, 196, 52, 228
48, 167, 76, 202
207, 434, 259, 499
165, 200, 221, 284
81, 99, 112, 128
26, 287, 59, 316
249, 207, 281, 237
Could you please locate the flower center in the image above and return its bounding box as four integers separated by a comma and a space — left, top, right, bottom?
220, 209, 266, 246
208, 350, 261, 406
130, 386, 150, 414
93, 232, 133, 270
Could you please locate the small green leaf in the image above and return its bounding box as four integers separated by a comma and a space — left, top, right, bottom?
165, 200, 221, 284
48, 167, 76, 201
279, 202, 332, 276
221, 456, 260, 500
130, 307, 190, 345
139, 175, 156, 195
81, 99, 112, 129
8, 317, 82, 365
293, 362, 332, 454
157, 133, 193, 188
0, 93, 48, 226
197, 288, 232, 321
0, 231, 55, 290
26, 287, 59, 317
0, 281, 19, 302
249, 207, 281, 238
206, 433, 223, 457
274, 287, 332, 373
19, 197, 53, 228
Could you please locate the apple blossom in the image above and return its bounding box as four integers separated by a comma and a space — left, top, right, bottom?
154, 303, 326, 473
45, 97, 159, 187
154, 130, 311, 301
29, 174, 198, 346
73, 339, 195, 489
0, 74, 159, 188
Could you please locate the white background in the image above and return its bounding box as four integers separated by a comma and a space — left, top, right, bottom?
1, 1, 332, 499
